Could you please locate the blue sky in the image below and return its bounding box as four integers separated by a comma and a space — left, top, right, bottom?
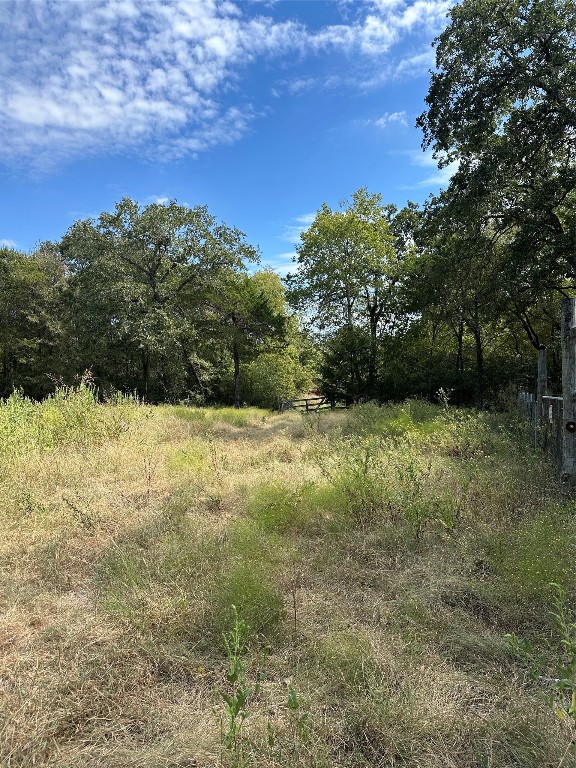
0, 0, 456, 275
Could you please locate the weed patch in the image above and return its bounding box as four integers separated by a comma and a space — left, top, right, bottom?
1, 398, 572, 767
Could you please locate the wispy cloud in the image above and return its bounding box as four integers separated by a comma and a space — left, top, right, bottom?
395, 48, 436, 77
0, 0, 454, 170
146, 196, 170, 206
281, 213, 316, 244
0, 238, 17, 249
0, 1, 301, 169
375, 110, 408, 128
404, 149, 459, 189
264, 251, 297, 277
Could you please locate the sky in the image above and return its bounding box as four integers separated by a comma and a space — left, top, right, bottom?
0, 0, 456, 276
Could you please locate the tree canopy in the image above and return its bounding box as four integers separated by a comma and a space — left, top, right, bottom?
287, 188, 404, 401
418, 0, 576, 292
50, 198, 309, 405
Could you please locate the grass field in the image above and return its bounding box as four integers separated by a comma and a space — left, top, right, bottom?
1, 386, 575, 767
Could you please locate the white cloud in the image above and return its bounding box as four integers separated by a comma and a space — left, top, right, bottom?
405, 149, 459, 188
296, 213, 316, 225
395, 0, 452, 29
286, 77, 318, 95
264, 251, 297, 277
395, 48, 436, 76
281, 213, 316, 244
0, 0, 298, 169
0, 239, 17, 249
0, 0, 455, 170
375, 110, 408, 128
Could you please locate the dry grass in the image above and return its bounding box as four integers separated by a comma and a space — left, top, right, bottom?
1, 395, 574, 767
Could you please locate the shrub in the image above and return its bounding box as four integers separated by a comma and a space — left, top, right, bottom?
211, 563, 285, 640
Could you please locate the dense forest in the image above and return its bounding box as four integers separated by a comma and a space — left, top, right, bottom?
2, 0, 575, 408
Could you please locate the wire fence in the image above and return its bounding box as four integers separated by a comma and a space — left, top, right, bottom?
518, 391, 564, 472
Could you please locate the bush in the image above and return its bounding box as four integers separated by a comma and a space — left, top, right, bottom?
240, 349, 315, 409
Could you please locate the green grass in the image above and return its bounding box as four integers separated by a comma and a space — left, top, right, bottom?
0, 394, 573, 767
0, 383, 141, 457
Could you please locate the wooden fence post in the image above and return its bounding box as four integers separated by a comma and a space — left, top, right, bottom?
561, 298, 576, 486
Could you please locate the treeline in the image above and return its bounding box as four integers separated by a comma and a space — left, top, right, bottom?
0, 200, 316, 407
289, 0, 575, 407
3, 0, 575, 408
0, 186, 559, 409
287, 189, 560, 408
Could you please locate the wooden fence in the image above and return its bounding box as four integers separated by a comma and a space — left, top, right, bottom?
278, 396, 341, 413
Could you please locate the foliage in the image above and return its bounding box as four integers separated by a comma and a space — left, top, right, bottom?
0, 244, 66, 399
287, 188, 405, 402
206, 272, 317, 409
220, 606, 260, 768
205, 270, 291, 408
507, 582, 576, 752
61, 198, 259, 402
417, 0, 576, 369
240, 348, 315, 409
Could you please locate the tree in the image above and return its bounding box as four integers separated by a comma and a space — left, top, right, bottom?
286, 188, 402, 401
418, 0, 576, 294
61, 198, 258, 400
240, 347, 315, 409
398, 183, 565, 405
0, 245, 66, 399
408, 196, 523, 406
203, 270, 289, 407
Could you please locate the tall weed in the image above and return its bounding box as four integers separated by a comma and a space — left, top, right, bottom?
342, 400, 446, 439
245, 481, 349, 534
483, 509, 576, 624
314, 434, 464, 533
0, 384, 140, 458
210, 522, 287, 640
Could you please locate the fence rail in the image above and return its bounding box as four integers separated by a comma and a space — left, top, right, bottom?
279, 396, 342, 413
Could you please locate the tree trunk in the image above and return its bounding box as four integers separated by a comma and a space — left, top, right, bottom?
344, 296, 362, 401
233, 338, 241, 408
367, 308, 378, 397
141, 349, 149, 399
455, 319, 464, 374
471, 324, 484, 409
159, 353, 170, 400
180, 343, 206, 401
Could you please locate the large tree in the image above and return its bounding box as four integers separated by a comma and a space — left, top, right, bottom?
418, 0, 576, 294
61, 198, 258, 401
286, 188, 402, 401
408, 193, 539, 406
0, 245, 65, 398
203, 269, 289, 407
